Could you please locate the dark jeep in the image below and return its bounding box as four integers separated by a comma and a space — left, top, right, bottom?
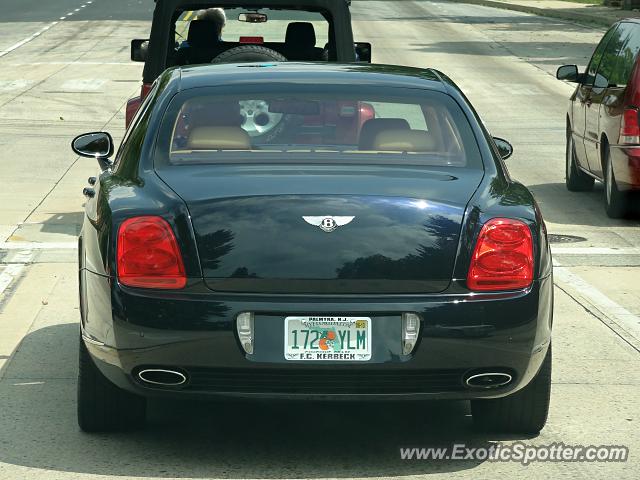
127, 0, 371, 126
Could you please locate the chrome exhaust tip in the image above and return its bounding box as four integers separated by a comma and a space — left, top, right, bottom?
465, 372, 513, 389
137, 368, 187, 386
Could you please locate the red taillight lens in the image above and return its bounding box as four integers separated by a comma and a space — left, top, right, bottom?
141, 83, 153, 99
467, 218, 534, 292
620, 107, 640, 144
117, 216, 186, 289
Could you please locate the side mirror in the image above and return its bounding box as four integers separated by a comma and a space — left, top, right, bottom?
239, 12, 268, 23
355, 42, 371, 63
72, 132, 114, 159
131, 39, 149, 62
493, 137, 513, 160
556, 64, 579, 82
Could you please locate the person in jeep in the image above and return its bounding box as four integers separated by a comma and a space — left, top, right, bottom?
197, 7, 226, 36
181, 7, 226, 45
175, 7, 227, 64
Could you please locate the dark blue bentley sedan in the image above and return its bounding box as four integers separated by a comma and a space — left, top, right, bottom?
73, 62, 553, 434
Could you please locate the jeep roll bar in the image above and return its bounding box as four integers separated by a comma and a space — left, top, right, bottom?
143, 0, 356, 83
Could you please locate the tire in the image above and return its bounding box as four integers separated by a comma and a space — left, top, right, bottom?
211, 45, 287, 64
604, 148, 629, 218
212, 46, 289, 143
566, 132, 594, 192
77, 335, 146, 432
471, 345, 552, 434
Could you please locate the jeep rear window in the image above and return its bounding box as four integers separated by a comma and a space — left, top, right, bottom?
155, 85, 483, 169
175, 8, 329, 44
170, 7, 332, 67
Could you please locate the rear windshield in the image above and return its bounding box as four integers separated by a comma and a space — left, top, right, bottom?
155, 85, 482, 168
175, 8, 329, 44
170, 8, 333, 67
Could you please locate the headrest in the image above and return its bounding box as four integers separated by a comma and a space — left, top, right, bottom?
285, 22, 316, 48
189, 102, 243, 127
359, 118, 410, 150
186, 127, 252, 150
371, 129, 437, 152
188, 20, 220, 46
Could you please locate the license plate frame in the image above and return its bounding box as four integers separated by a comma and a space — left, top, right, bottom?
284, 316, 372, 361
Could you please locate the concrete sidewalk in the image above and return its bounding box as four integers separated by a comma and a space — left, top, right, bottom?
447, 0, 640, 27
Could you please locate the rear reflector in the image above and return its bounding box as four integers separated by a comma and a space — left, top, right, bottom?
620, 107, 640, 144
117, 216, 186, 289
467, 218, 534, 292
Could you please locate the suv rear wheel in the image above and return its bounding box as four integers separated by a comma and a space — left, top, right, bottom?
604, 148, 629, 218
77, 335, 146, 432
566, 132, 594, 191
471, 345, 551, 434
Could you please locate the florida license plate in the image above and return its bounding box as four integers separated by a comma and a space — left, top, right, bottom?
284, 316, 371, 361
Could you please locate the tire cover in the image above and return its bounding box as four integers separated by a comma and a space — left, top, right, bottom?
212, 45, 287, 63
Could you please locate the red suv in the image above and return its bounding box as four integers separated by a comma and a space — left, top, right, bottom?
557, 19, 640, 218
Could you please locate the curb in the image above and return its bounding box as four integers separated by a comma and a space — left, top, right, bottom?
553, 264, 640, 353
446, 0, 625, 28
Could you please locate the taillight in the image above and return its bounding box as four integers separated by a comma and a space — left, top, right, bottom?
620, 107, 640, 144
467, 218, 534, 292
141, 83, 153, 100
117, 216, 186, 289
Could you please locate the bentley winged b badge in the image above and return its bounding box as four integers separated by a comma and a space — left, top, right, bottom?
303, 216, 355, 233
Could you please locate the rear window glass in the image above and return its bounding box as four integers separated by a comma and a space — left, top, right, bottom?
175, 8, 329, 44
155, 86, 482, 169
170, 8, 332, 67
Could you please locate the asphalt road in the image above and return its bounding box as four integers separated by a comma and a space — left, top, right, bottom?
0, 1, 639, 479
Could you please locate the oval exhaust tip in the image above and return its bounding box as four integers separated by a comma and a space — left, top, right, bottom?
465, 372, 512, 389
138, 368, 187, 386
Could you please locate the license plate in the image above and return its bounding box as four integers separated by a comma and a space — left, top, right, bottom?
284, 316, 371, 361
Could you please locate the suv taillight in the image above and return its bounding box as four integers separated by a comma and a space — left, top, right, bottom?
467, 218, 534, 292
620, 107, 640, 144
117, 216, 186, 289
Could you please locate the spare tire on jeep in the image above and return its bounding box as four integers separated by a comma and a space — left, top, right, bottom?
212, 46, 291, 143
212, 45, 287, 64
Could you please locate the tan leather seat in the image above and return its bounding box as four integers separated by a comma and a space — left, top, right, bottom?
186, 126, 252, 150
371, 129, 437, 152
359, 118, 410, 150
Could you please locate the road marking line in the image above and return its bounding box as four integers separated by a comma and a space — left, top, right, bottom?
552, 247, 640, 255
0, 242, 76, 250
0, 21, 58, 59
8, 61, 135, 66
554, 260, 640, 351
0, 80, 34, 92
60, 78, 106, 91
